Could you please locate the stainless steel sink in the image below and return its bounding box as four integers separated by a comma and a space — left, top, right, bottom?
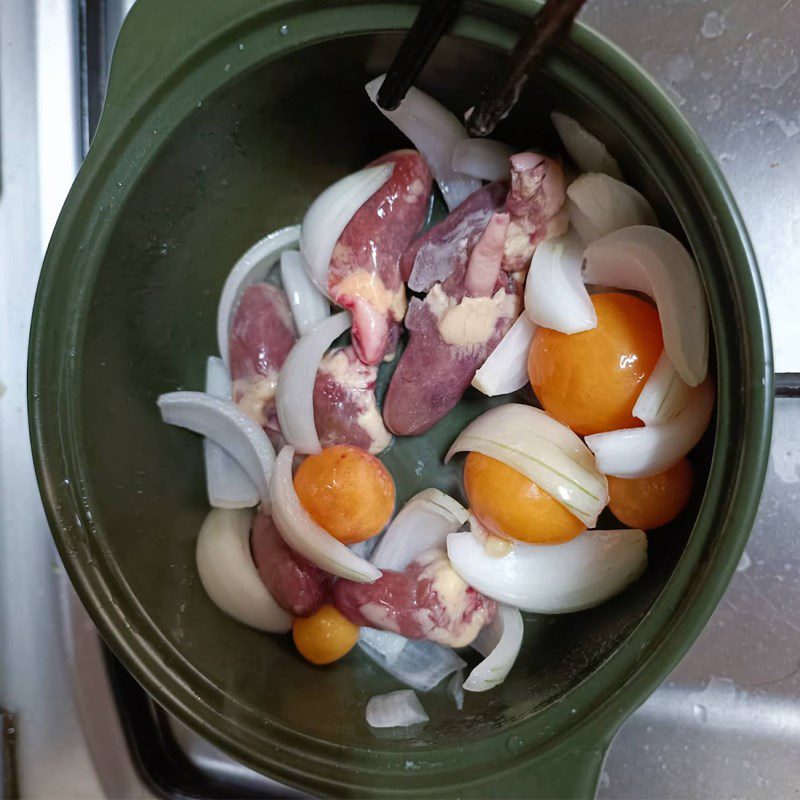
1, 0, 798, 796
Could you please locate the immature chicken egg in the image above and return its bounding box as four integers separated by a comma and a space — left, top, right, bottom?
528, 292, 663, 436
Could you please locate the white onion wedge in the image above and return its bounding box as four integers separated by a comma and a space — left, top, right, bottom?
525, 229, 596, 334
472, 313, 538, 396
452, 138, 513, 182
445, 404, 608, 528
360, 630, 466, 692
583, 226, 708, 386
366, 75, 481, 210
300, 163, 394, 293
370, 489, 468, 571
280, 249, 330, 336
447, 527, 647, 614
633, 350, 691, 425
464, 605, 523, 692
366, 690, 429, 729
217, 226, 299, 365
551, 112, 623, 180
275, 311, 351, 454
586, 377, 715, 478
203, 357, 259, 509
567, 173, 657, 244
158, 392, 275, 505
195, 508, 292, 632
270, 446, 381, 582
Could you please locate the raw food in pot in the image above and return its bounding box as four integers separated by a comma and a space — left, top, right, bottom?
250, 511, 332, 617
332, 549, 496, 648
327, 150, 432, 365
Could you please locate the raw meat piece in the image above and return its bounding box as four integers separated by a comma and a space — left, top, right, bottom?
313, 346, 392, 454
333, 549, 496, 648
400, 181, 508, 292
229, 284, 297, 437
502, 152, 568, 272
250, 512, 331, 617
328, 150, 432, 365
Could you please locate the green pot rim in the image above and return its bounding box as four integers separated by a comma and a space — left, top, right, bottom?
28, 1, 773, 795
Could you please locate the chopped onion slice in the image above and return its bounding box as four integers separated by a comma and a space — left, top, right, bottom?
472, 313, 538, 396
567, 173, 657, 244
448, 670, 465, 710
464, 605, 523, 692
633, 350, 691, 425
203, 357, 259, 509
366, 690, 429, 729
583, 225, 709, 386
270, 445, 381, 582
217, 225, 299, 365
275, 311, 351, 454
195, 508, 292, 632
360, 632, 466, 692
586, 377, 714, 478
349, 537, 380, 561
158, 392, 275, 505
551, 112, 623, 180
366, 75, 481, 210
370, 488, 468, 571
300, 163, 394, 293
447, 527, 647, 614
452, 138, 514, 182
280, 250, 330, 336
445, 404, 608, 528
525, 229, 596, 334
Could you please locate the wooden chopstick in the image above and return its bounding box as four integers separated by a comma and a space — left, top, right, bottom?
466, 0, 588, 136
376, 0, 466, 111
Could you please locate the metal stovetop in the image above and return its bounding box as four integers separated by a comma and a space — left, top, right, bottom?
1, 0, 798, 797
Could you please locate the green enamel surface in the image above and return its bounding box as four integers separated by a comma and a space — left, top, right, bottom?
29, 1, 772, 796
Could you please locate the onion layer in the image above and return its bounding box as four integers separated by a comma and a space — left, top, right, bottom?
270, 445, 381, 582
195, 508, 292, 632
280, 250, 330, 336
158, 391, 275, 505
217, 226, 299, 365
472, 313, 538, 396
525, 228, 596, 334
586, 377, 715, 478
633, 350, 691, 426
551, 112, 623, 180
583, 225, 709, 386
464, 604, 523, 692
567, 172, 657, 244
365, 75, 480, 210
360, 629, 466, 692
300, 163, 394, 293
370, 488, 468, 571
275, 311, 351, 454
203, 357, 259, 509
445, 404, 608, 528
366, 690, 429, 728
452, 138, 513, 182
447, 526, 647, 614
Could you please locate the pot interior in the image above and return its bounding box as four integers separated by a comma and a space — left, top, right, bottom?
77, 32, 712, 751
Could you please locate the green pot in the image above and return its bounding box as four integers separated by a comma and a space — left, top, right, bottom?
29, 0, 772, 796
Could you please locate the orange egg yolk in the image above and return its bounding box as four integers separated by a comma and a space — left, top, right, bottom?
294, 445, 395, 544
528, 292, 663, 436
464, 452, 585, 545
293, 604, 360, 665
607, 458, 693, 530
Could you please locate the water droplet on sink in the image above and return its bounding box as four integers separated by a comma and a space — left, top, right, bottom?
506, 735, 524, 755
701, 11, 725, 38
693, 703, 708, 723
279, 24, 289, 36
238, 42, 245, 51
